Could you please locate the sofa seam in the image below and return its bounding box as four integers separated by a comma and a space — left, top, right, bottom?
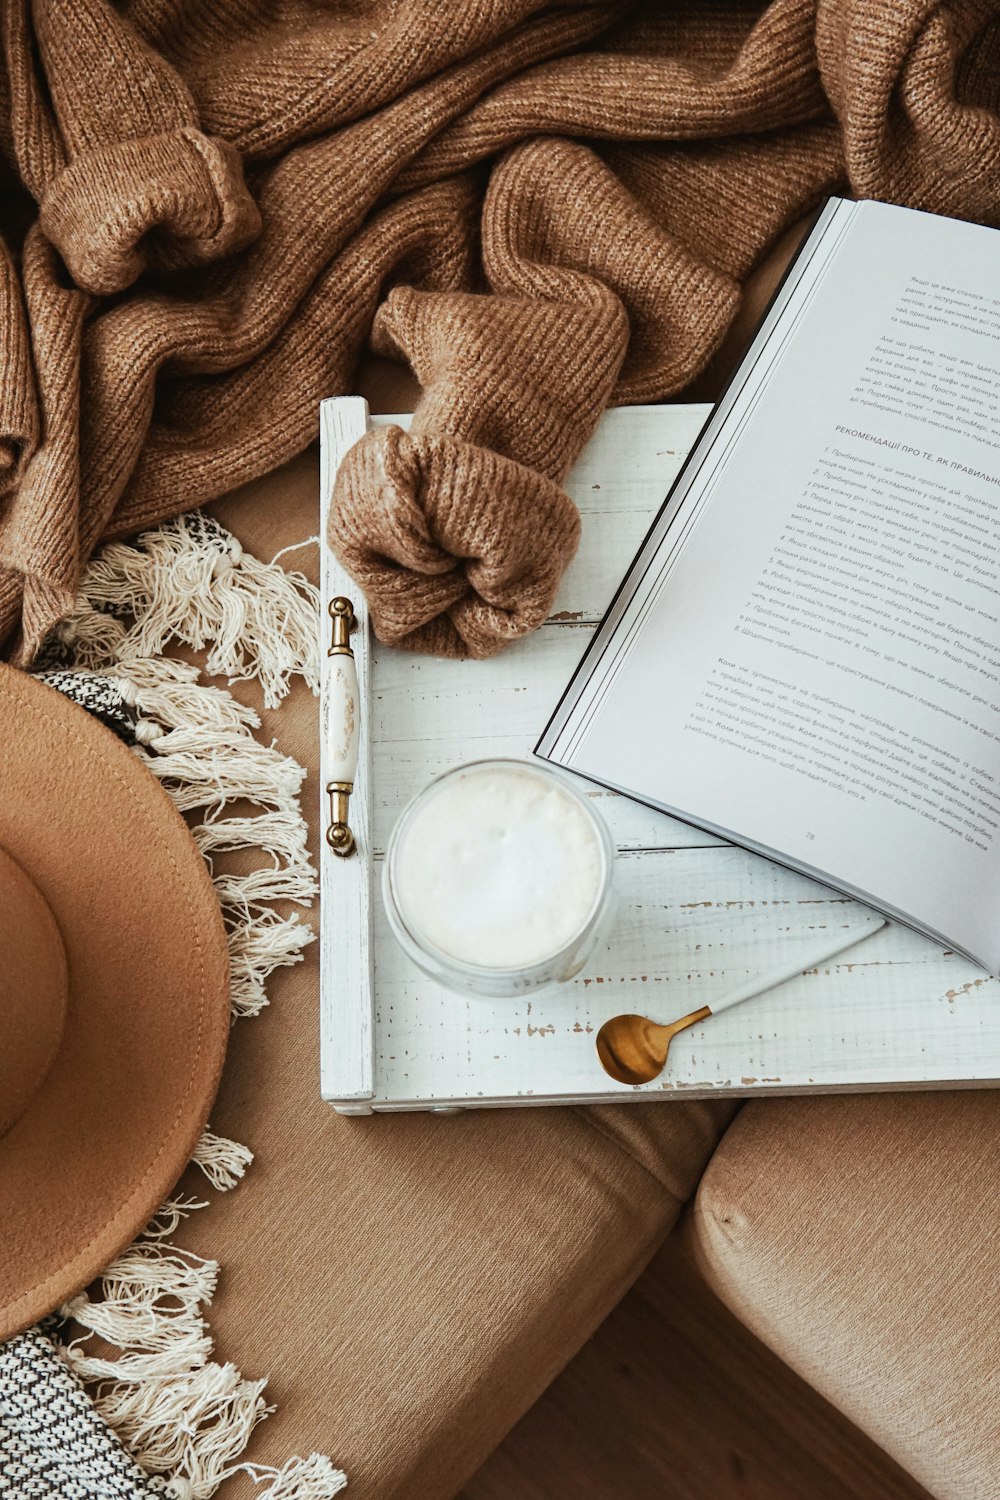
572, 1105, 683, 1206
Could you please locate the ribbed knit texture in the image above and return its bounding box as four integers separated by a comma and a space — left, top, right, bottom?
0, 0, 998, 659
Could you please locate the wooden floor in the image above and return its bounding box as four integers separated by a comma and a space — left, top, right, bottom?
459, 1226, 932, 1500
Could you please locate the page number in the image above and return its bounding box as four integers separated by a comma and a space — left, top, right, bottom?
805, 830, 816, 841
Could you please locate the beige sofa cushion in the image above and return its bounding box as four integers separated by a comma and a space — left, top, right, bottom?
692, 1092, 1000, 1500
155, 454, 737, 1500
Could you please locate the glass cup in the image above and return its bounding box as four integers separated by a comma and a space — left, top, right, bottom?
382, 758, 616, 999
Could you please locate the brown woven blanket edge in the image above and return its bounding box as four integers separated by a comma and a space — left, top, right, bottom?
1, 0, 998, 662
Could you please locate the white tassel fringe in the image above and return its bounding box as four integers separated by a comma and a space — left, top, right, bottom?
192, 1130, 254, 1192
93, 1361, 271, 1499
71, 513, 321, 710
242, 1454, 348, 1498
144, 1196, 210, 1240
48, 514, 344, 1499
63, 654, 319, 1019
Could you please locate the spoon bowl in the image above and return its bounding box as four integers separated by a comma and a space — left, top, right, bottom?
596, 1006, 711, 1086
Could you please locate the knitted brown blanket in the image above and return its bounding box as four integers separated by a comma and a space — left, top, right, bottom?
1, 2, 998, 662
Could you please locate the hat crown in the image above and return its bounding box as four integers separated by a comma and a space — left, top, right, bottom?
0, 845, 68, 1138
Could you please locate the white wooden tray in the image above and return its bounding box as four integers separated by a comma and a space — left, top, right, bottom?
320, 399, 1000, 1113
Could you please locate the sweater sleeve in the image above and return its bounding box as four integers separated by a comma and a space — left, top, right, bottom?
11, 0, 260, 295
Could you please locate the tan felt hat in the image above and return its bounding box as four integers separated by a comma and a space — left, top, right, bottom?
0, 664, 230, 1340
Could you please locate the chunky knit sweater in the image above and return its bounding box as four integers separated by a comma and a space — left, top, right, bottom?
1, 1, 998, 660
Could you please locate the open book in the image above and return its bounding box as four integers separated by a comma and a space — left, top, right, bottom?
537, 197, 1000, 975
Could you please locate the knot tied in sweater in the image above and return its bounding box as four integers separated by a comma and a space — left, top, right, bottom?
328, 424, 581, 658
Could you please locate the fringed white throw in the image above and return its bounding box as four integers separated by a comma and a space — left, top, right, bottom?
0, 514, 346, 1499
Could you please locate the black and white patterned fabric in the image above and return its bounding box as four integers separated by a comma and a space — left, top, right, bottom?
0, 1327, 163, 1498
158, 510, 231, 556
32, 672, 139, 745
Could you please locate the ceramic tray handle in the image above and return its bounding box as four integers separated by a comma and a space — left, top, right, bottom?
325, 596, 359, 857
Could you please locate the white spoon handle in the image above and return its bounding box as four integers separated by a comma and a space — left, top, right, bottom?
708, 916, 886, 1015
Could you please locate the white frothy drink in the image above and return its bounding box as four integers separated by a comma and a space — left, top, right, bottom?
390, 761, 606, 971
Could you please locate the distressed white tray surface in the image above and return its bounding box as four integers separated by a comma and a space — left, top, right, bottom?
320, 399, 999, 1113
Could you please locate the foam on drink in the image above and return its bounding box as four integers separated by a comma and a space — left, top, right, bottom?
389, 761, 606, 971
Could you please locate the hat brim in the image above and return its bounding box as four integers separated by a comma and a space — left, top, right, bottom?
0, 665, 230, 1339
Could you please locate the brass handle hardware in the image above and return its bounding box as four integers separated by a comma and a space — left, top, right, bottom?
326, 782, 356, 858
325, 596, 359, 859
328, 595, 354, 656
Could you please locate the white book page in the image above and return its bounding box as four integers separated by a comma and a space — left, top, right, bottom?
541, 199, 1000, 972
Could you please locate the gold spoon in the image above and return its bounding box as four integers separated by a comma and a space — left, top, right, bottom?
595, 916, 886, 1086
